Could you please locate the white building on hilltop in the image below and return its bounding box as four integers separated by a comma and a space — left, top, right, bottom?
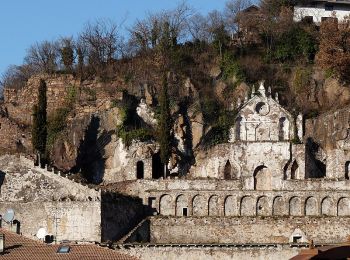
294, 0, 350, 23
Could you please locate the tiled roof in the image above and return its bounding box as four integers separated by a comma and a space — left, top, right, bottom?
0, 229, 138, 260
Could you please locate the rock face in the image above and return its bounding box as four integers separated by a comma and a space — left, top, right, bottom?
51, 107, 121, 182
136, 99, 157, 127
104, 139, 159, 183
0, 115, 31, 154
50, 115, 91, 172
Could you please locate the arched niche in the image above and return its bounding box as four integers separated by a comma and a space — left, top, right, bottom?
256, 196, 270, 216
305, 197, 318, 216
289, 196, 303, 216
235, 116, 243, 141
224, 195, 238, 216
192, 195, 207, 216
338, 197, 350, 216
208, 195, 220, 216
240, 196, 255, 216
291, 160, 300, 180
136, 161, 144, 179
345, 161, 350, 180
152, 152, 164, 179
176, 195, 189, 217
159, 194, 173, 216
273, 196, 286, 216
321, 197, 335, 216
279, 117, 289, 141
224, 160, 237, 180
253, 165, 272, 190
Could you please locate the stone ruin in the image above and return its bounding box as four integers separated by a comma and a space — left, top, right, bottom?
1, 80, 350, 259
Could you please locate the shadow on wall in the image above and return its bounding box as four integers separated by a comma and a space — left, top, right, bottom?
74, 116, 110, 184
305, 137, 326, 178
0, 170, 5, 193
100, 192, 153, 242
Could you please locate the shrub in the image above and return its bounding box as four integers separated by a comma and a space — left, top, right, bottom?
116, 126, 154, 146
220, 52, 245, 83
274, 26, 318, 62
293, 66, 312, 94
202, 110, 236, 147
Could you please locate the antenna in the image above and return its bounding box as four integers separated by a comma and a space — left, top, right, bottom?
36, 228, 47, 240
3, 209, 14, 223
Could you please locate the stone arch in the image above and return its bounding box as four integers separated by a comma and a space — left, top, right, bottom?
224, 195, 238, 216
337, 197, 350, 216
192, 195, 207, 216
273, 196, 286, 216
289, 196, 303, 216
159, 194, 173, 216
256, 196, 270, 216
321, 197, 335, 216
208, 195, 220, 216
253, 165, 272, 190
176, 195, 189, 216
291, 160, 300, 180
136, 161, 144, 179
240, 196, 255, 216
345, 161, 350, 180
305, 197, 318, 216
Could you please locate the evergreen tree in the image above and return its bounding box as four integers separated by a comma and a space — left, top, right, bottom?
60, 45, 74, 72
158, 75, 172, 177
32, 79, 47, 159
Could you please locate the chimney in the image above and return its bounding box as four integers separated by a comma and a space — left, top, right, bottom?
0, 233, 4, 253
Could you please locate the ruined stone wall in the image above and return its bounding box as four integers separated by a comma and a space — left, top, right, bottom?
104, 139, 159, 183
189, 142, 306, 188
0, 155, 100, 202
305, 106, 350, 179
3, 74, 123, 126
0, 116, 31, 153
149, 216, 350, 244
118, 245, 300, 260
101, 193, 149, 242
4, 75, 79, 125
0, 155, 102, 242
109, 179, 350, 200
0, 201, 101, 243
148, 190, 350, 217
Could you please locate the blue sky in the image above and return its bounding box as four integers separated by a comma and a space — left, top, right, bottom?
0, 0, 237, 77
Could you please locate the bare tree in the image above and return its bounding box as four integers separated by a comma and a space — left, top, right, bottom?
0, 65, 35, 90
79, 19, 121, 75
224, 0, 252, 38
24, 40, 60, 74
129, 2, 194, 53
187, 13, 210, 42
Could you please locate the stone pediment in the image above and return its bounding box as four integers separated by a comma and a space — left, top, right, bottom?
230, 82, 297, 142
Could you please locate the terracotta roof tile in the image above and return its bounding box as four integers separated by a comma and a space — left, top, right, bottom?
0, 229, 138, 260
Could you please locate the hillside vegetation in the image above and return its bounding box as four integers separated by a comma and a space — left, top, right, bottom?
1, 0, 350, 180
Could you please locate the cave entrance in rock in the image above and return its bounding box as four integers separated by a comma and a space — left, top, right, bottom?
152, 152, 164, 179
136, 161, 144, 179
